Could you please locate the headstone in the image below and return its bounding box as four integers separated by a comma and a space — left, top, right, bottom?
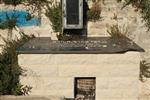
62, 0, 83, 29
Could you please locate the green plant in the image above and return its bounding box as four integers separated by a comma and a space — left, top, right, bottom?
45, 2, 62, 32
107, 24, 128, 38
24, 0, 51, 23
0, 32, 34, 95
112, 13, 118, 20
0, 18, 16, 30
2, 0, 24, 6
25, 13, 33, 21
57, 33, 73, 41
140, 60, 150, 82
122, 0, 150, 30
0, 12, 18, 40
88, 1, 101, 21
116, 0, 122, 3
11, 83, 24, 95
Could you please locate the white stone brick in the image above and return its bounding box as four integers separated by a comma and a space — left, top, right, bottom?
18, 52, 140, 100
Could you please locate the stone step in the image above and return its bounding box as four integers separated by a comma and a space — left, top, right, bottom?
0, 96, 64, 100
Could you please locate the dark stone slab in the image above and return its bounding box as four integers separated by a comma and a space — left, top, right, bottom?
66, 0, 79, 24
17, 37, 144, 54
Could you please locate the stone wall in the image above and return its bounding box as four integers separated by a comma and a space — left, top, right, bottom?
18, 52, 140, 100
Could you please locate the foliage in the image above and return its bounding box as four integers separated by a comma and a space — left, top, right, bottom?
45, 2, 62, 32
57, 34, 73, 41
107, 24, 128, 38
0, 12, 20, 40
25, 13, 33, 21
112, 13, 118, 20
88, 1, 101, 21
0, 32, 34, 95
2, 0, 24, 6
0, 12, 18, 40
0, 13, 17, 30
0, 11, 33, 39
116, 0, 122, 3
24, 0, 51, 23
24, 0, 50, 10
140, 60, 150, 82
122, 0, 150, 30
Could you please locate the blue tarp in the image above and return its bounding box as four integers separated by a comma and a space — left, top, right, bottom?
0, 10, 39, 27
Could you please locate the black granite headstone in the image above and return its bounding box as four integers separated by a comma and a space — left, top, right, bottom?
66, 0, 79, 25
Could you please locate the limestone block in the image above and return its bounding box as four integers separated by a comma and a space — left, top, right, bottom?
96, 77, 138, 90
21, 77, 74, 97
21, 65, 59, 77
18, 52, 140, 99
18, 54, 58, 66
0, 95, 64, 100
58, 64, 139, 77
31, 89, 73, 98
96, 89, 138, 99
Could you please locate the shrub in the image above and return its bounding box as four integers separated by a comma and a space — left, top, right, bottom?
140, 60, 150, 82
57, 34, 73, 41
107, 24, 128, 38
0, 12, 18, 40
0, 14, 17, 30
24, 0, 50, 23
0, 32, 34, 95
116, 0, 122, 3
122, 0, 150, 30
2, 0, 23, 6
45, 2, 62, 32
112, 13, 118, 20
88, 2, 101, 21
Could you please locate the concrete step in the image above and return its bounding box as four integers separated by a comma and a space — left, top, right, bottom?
0, 96, 64, 100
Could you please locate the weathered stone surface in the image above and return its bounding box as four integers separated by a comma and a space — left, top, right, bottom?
0, 95, 64, 100
17, 37, 144, 54
18, 52, 140, 100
